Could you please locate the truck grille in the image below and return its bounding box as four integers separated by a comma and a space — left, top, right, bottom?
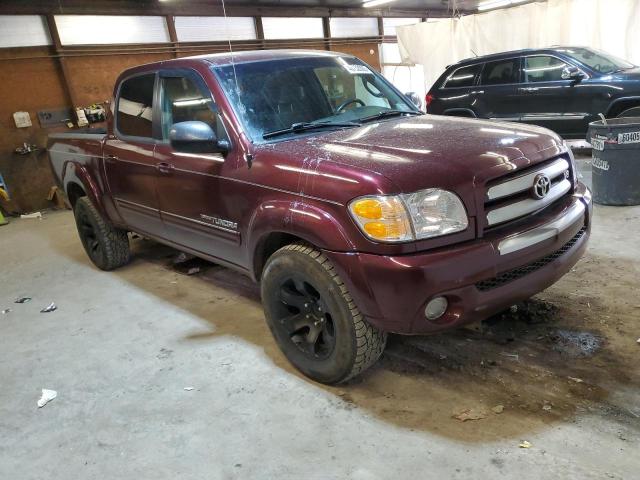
485, 157, 572, 228
475, 226, 587, 291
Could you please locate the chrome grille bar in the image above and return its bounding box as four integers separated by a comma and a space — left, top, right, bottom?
486, 179, 572, 226
487, 158, 569, 201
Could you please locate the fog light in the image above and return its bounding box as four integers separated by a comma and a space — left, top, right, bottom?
425, 296, 448, 320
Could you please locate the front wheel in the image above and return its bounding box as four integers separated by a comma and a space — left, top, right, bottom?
261, 243, 386, 384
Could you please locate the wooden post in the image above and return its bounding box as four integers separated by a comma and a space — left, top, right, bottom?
45, 14, 79, 108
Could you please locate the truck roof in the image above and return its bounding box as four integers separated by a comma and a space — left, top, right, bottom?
129, 49, 349, 72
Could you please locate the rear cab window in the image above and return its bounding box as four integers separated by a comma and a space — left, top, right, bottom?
442, 64, 481, 89
116, 73, 156, 139
480, 58, 521, 85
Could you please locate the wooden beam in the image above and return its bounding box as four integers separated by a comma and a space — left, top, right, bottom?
44, 14, 79, 107
254, 16, 265, 50
0, 0, 463, 18
322, 17, 331, 51
165, 14, 179, 58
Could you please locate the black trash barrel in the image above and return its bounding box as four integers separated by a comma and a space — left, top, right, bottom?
587, 117, 640, 205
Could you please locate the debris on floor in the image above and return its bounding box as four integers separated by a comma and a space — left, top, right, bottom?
568, 376, 584, 383
37, 389, 57, 408
519, 441, 532, 449
542, 403, 553, 412
549, 329, 602, 357
20, 212, 43, 220
40, 302, 57, 313
452, 408, 487, 422
187, 267, 200, 275
15, 297, 32, 304
637, 338, 640, 345
184, 387, 194, 391
2, 308, 11, 314
169, 252, 208, 276
491, 405, 505, 414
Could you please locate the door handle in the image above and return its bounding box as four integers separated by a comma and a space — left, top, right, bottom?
470, 90, 484, 95
105, 154, 118, 163
519, 87, 538, 93
156, 162, 175, 174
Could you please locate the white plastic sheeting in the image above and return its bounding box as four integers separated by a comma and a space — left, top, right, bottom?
55, 15, 170, 45
0, 15, 51, 47
397, 0, 640, 89
174, 17, 256, 42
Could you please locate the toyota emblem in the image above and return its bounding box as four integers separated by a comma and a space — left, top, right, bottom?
532, 174, 551, 199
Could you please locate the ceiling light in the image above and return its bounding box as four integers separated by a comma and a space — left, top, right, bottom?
363, 0, 397, 8
478, 0, 528, 11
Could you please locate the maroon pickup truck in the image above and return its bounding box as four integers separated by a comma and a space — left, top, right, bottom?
48, 50, 592, 384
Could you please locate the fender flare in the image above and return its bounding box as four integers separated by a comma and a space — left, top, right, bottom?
247, 199, 357, 275
63, 161, 106, 216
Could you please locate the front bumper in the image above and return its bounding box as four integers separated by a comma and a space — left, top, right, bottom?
324, 184, 592, 335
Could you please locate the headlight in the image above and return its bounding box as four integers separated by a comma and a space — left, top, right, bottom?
348, 189, 468, 243
348, 196, 413, 242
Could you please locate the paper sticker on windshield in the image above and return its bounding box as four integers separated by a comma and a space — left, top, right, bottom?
618, 131, 640, 144
343, 64, 371, 75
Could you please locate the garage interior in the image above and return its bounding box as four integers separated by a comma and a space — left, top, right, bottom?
1, 1, 639, 479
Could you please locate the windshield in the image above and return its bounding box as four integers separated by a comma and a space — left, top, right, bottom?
556, 47, 635, 74
214, 55, 417, 141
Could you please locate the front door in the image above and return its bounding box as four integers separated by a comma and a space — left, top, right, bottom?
153, 70, 242, 265
104, 72, 164, 238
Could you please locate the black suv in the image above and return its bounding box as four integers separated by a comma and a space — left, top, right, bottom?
426, 47, 640, 139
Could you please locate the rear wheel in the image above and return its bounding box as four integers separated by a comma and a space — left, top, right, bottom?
261, 243, 386, 384
617, 106, 640, 118
73, 197, 130, 270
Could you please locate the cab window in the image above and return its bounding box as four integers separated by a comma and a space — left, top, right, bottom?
524, 56, 569, 83
443, 64, 481, 88
160, 75, 228, 142
117, 74, 155, 138
480, 59, 521, 86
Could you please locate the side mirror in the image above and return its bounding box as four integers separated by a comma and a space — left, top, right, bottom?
404, 91, 423, 110
561, 66, 586, 81
169, 121, 229, 154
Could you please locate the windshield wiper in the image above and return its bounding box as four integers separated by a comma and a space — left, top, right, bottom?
358, 110, 422, 124
263, 121, 360, 139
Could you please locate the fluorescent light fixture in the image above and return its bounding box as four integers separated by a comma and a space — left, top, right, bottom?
363, 0, 396, 8
478, 0, 528, 11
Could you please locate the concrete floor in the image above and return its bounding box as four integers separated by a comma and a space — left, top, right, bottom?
1, 154, 639, 479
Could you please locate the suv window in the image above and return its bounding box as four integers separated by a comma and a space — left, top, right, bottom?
160, 75, 228, 142
524, 56, 569, 83
480, 59, 520, 86
443, 64, 481, 88
117, 74, 155, 138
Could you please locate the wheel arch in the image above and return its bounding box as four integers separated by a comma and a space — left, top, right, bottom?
606, 96, 640, 117
248, 199, 357, 281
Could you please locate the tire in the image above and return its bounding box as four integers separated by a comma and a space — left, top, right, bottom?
260, 243, 386, 384
617, 106, 640, 118
73, 196, 130, 271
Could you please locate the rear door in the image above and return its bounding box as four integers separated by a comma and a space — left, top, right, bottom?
153, 69, 243, 264
435, 63, 482, 117
104, 72, 164, 238
518, 55, 575, 133
475, 57, 523, 121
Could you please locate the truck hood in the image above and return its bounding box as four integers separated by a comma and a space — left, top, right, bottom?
310, 114, 565, 194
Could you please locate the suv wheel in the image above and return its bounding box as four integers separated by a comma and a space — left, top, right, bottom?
617, 106, 640, 118
73, 197, 130, 270
261, 243, 386, 384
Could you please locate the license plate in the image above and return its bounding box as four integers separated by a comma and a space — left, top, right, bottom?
591, 138, 605, 151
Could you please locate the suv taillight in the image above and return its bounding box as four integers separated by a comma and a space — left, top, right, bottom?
425, 94, 434, 112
